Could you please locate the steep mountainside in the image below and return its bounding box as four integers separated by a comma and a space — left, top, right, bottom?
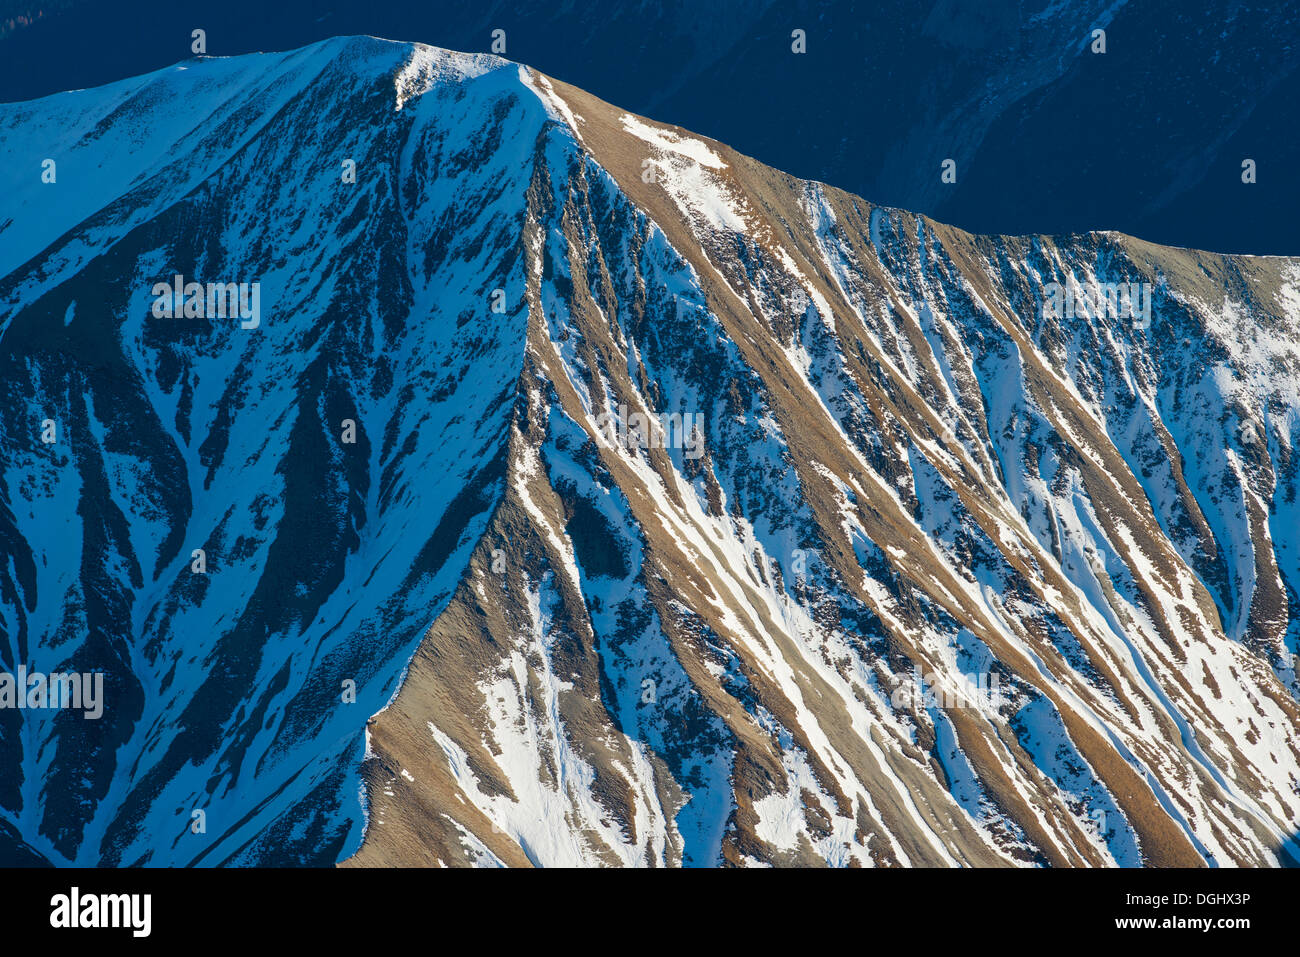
1, 37, 1299, 867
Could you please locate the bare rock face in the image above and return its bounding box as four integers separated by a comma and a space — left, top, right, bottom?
2, 37, 1298, 867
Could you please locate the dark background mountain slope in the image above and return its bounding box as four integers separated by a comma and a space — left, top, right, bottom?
0, 0, 1295, 255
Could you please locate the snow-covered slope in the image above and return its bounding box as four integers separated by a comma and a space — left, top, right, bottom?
1, 36, 1298, 867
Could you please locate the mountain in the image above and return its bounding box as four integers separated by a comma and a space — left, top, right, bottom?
1, 1, 1298, 255
1, 36, 1299, 868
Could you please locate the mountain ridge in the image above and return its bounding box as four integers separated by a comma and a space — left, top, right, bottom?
1, 36, 1298, 868
3, 0, 1297, 255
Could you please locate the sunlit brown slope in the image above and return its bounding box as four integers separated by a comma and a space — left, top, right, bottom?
345, 52, 1300, 868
